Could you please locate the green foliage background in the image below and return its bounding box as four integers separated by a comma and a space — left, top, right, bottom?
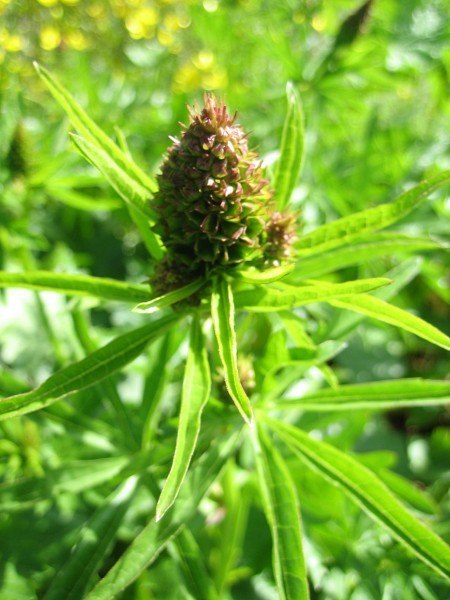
0, 0, 449, 598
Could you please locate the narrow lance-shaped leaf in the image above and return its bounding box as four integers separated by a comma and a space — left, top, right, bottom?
328, 294, 450, 350
43, 476, 138, 600
267, 418, 450, 580
295, 171, 450, 257
234, 277, 390, 312
233, 263, 294, 284
292, 233, 442, 280
86, 431, 239, 600
0, 314, 180, 420
34, 62, 157, 193
172, 529, 219, 600
0, 271, 150, 303
273, 82, 306, 211
211, 277, 253, 424
70, 134, 154, 221
69, 134, 164, 260
272, 379, 450, 411
252, 425, 309, 600
156, 316, 211, 521
133, 279, 205, 314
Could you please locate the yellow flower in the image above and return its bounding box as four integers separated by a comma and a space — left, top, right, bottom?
37, 0, 59, 7
65, 30, 89, 50
0, 30, 23, 52
40, 26, 61, 50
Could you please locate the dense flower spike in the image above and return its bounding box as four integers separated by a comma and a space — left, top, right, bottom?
263, 210, 298, 265
152, 94, 272, 277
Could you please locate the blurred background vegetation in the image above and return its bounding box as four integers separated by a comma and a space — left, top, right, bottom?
1, 0, 449, 598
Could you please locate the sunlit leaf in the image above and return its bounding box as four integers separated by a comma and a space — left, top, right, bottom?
273, 83, 305, 210
0, 314, 180, 420
272, 379, 450, 411
156, 317, 211, 520
253, 425, 309, 599
328, 294, 450, 349
211, 277, 253, 424
0, 270, 150, 303
295, 172, 450, 257
268, 418, 450, 580
133, 279, 205, 314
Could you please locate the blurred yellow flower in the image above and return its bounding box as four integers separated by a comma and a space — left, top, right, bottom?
173, 51, 228, 93
40, 26, 61, 50
61, 0, 80, 5
37, 0, 59, 7
126, 6, 159, 39
0, 30, 23, 52
65, 30, 89, 50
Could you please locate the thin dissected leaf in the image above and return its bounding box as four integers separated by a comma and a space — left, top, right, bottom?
156, 317, 211, 521
253, 426, 309, 600
43, 477, 138, 600
295, 171, 450, 257
0, 271, 150, 303
293, 233, 442, 279
273, 379, 450, 411
133, 279, 205, 314
328, 294, 450, 350
234, 277, 390, 312
0, 314, 180, 420
172, 529, 218, 600
34, 63, 156, 193
233, 263, 294, 284
86, 432, 239, 600
273, 82, 305, 210
267, 418, 450, 580
211, 277, 253, 424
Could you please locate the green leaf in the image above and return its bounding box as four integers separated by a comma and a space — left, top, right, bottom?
295, 171, 450, 257
328, 294, 450, 350
253, 425, 309, 599
70, 134, 156, 222
273, 379, 450, 411
0, 314, 180, 420
47, 186, 121, 212
292, 233, 442, 279
133, 279, 205, 314
234, 277, 390, 312
267, 418, 450, 580
0, 270, 150, 303
43, 477, 138, 600
172, 529, 218, 600
211, 277, 253, 424
156, 317, 211, 521
34, 62, 156, 193
86, 431, 239, 600
273, 82, 305, 210
233, 263, 294, 284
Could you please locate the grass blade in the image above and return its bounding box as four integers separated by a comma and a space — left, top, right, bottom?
295, 171, 450, 257
133, 279, 205, 314
0, 270, 150, 303
273, 379, 450, 411
86, 432, 239, 600
156, 317, 211, 521
253, 425, 309, 599
211, 277, 253, 424
328, 294, 450, 350
0, 314, 180, 420
43, 477, 138, 600
172, 529, 218, 600
267, 418, 450, 581
234, 277, 390, 312
273, 83, 305, 210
